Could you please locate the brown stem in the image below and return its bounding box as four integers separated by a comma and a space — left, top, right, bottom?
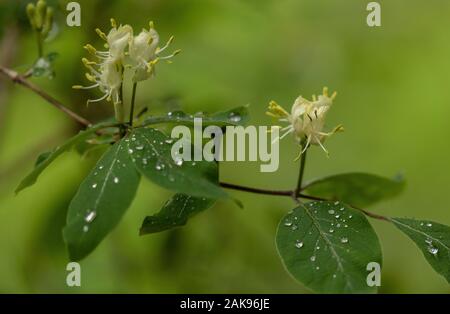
219, 181, 389, 221
0, 66, 91, 126
219, 182, 292, 197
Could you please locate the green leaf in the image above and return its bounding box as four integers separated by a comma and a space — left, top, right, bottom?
276, 201, 382, 293
32, 52, 59, 79
63, 137, 140, 261
390, 218, 450, 283
16, 122, 114, 194
140, 194, 216, 235
141, 106, 249, 127
34, 151, 52, 167
128, 127, 227, 199
302, 173, 405, 208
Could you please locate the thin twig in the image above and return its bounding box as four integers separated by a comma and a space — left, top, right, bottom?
219, 181, 389, 221
219, 182, 292, 197
0, 66, 91, 126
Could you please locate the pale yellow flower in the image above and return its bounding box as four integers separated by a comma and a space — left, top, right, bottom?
267, 87, 343, 155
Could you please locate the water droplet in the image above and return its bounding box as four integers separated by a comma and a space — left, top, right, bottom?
228, 112, 242, 123
336, 223, 341, 228
174, 156, 184, 166
167, 112, 173, 116
295, 240, 304, 249
128, 149, 134, 154
142, 158, 148, 165
99, 166, 104, 170
428, 247, 438, 255
335, 215, 340, 219
341, 237, 349, 244
315, 266, 320, 270
332, 274, 337, 278
92, 183, 97, 189
136, 145, 144, 151
348, 215, 353, 219
426, 223, 433, 227
310, 256, 316, 262
328, 210, 335, 215
329, 229, 334, 233
334, 201, 340, 205
155, 161, 165, 170
284, 220, 293, 227
291, 224, 298, 231
83, 225, 89, 232
339, 207, 345, 211
316, 246, 320, 250
165, 139, 174, 144
85, 211, 96, 223
113, 177, 119, 184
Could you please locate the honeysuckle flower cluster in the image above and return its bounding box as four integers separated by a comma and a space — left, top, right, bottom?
73, 19, 180, 106
267, 87, 343, 156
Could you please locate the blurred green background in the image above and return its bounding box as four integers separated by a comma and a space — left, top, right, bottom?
0, 0, 449, 293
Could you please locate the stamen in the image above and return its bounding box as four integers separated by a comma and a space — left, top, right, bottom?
156, 36, 174, 54
87, 93, 109, 104
95, 28, 107, 41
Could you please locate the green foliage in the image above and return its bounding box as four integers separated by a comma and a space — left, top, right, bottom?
302, 173, 405, 208
140, 194, 216, 235
31, 52, 58, 78
9, 2, 450, 294
276, 201, 382, 293
142, 106, 250, 127
391, 218, 450, 283
15, 122, 115, 194
128, 127, 227, 199
63, 137, 140, 261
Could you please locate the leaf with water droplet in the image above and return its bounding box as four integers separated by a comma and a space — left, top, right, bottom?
390, 218, 450, 283
140, 194, 216, 235
16, 122, 116, 194
141, 106, 249, 128
302, 173, 405, 208
276, 201, 382, 293
63, 136, 140, 261
128, 128, 227, 199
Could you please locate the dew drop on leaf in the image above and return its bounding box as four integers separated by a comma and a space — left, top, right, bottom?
428, 247, 439, 255
228, 112, 241, 123
85, 211, 96, 223
341, 237, 349, 244
295, 240, 304, 249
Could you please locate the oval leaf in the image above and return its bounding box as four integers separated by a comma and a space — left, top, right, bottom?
302, 173, 405, 208
63, 137, 140, 261
128, 127, 227, 199
276, 201, 382, 293
16, 122, 115, 194
142, 106, 249, 127
140, 194, 216, 235
390, 218, 450, 283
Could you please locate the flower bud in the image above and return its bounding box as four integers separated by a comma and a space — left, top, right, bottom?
35, 0, 47, 30
41, 7, 53, 38
26, 3, 37, 30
